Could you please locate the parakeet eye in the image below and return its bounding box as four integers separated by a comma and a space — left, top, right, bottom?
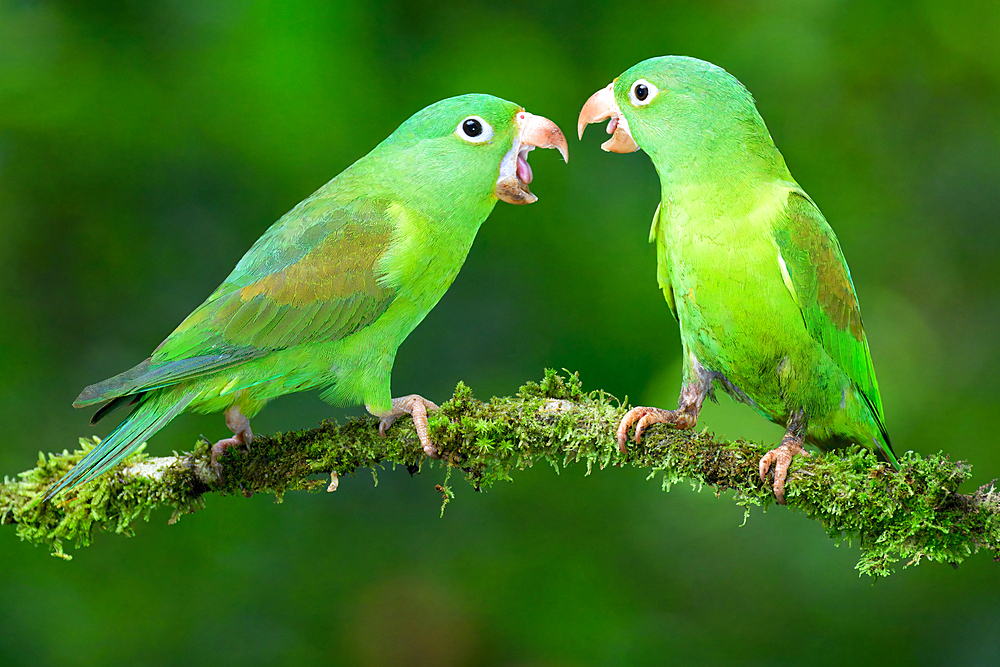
629, 79, 659, 107
456, 116, 493, 143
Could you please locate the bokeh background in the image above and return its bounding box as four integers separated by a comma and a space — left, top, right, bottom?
2, 0, 999, 664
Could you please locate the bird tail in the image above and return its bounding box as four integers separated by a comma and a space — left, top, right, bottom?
877, 430, 900, 469
858, 389, 899, 469
47, 390, 197, 499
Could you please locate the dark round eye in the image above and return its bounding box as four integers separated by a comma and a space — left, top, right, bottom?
628, 79, 658, 106
462, 118, 482, 137
455, 115, 493, 143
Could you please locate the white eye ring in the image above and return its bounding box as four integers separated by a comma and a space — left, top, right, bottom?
455, 115, 494, 143
628, 79, 659, 106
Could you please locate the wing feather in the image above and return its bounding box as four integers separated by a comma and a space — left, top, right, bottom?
648, 202, 678, 319
77, 195, 401, 407
773, 190, 888, 430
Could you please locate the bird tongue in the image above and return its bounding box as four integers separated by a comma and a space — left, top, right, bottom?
517, 154, 533, 184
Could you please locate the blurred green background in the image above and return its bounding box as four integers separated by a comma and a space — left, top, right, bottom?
2, 0, 999, 664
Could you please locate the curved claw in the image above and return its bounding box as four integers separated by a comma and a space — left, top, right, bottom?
371, 394, 441, 458
758, 437, 811, 504
211, 406, 254, 481
616, 405, 697, 454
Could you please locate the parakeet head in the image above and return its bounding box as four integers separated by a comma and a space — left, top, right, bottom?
374, 94, 568, 207
577, 56, 775, 171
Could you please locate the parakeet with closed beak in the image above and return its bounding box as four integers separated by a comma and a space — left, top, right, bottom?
50, 94, 568, 498
579, 56, 897, 503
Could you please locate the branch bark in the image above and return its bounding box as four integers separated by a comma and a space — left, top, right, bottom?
2, 370, 998, 576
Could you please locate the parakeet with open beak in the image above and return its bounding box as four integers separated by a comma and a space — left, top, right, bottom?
578, 56, 897, 503
49, 94, 568, 498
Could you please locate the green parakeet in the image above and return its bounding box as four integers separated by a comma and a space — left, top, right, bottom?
49, 94, 568, 498
578, 56, 897, 503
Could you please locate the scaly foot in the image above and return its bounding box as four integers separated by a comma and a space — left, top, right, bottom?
758, 434, 810, 504
369, 394, 440, 458
616, 405, 698, 454
211, 405, 254, 480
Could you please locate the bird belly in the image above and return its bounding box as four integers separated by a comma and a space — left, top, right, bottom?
670, 239, 856, 437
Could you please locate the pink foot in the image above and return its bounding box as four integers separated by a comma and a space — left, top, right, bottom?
758, 435, 810, 504
369, 394, 440, 458
616, 405, 698, 453
211, 406, 254, 480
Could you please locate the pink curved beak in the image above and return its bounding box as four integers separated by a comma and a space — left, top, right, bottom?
495, 111, 569, 205
520, 111, 569, 164
577, 83, 640, 153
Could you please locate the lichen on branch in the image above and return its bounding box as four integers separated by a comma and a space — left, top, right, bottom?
2, 370, 998, 576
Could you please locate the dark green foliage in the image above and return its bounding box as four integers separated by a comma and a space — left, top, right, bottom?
4, 371, 997, 576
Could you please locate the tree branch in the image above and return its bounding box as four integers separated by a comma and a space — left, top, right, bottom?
2, 370, 998, 576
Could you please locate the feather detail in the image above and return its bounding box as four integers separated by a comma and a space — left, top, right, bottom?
89, 393, 141, 425
649, 202, 678, 319
49, 391, 197, 497
776, 249, 798, 305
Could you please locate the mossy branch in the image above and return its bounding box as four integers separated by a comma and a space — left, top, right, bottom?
2, 370, 998, 576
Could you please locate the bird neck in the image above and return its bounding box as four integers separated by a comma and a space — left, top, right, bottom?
340, 145, 499, 232
646, 128, 794, 219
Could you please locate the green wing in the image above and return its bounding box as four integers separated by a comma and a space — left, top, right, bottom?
772, 190, 887, 428
76, 194, 399, 407
648, 202, 677, 319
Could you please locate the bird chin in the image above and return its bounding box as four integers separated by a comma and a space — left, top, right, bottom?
601, 115, 640, 153
495, 174, 537, 205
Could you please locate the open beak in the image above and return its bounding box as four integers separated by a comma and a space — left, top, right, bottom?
495, 111, 569, 205
577, 82, 639, 153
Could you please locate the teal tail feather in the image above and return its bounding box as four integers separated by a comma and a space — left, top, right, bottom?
857, 389, 898, 469
879, 433, 900, 470
47, 391, 197, 499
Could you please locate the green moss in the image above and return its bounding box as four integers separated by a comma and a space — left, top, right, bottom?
3, 370, 998, 575
1, 437, 207, 559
